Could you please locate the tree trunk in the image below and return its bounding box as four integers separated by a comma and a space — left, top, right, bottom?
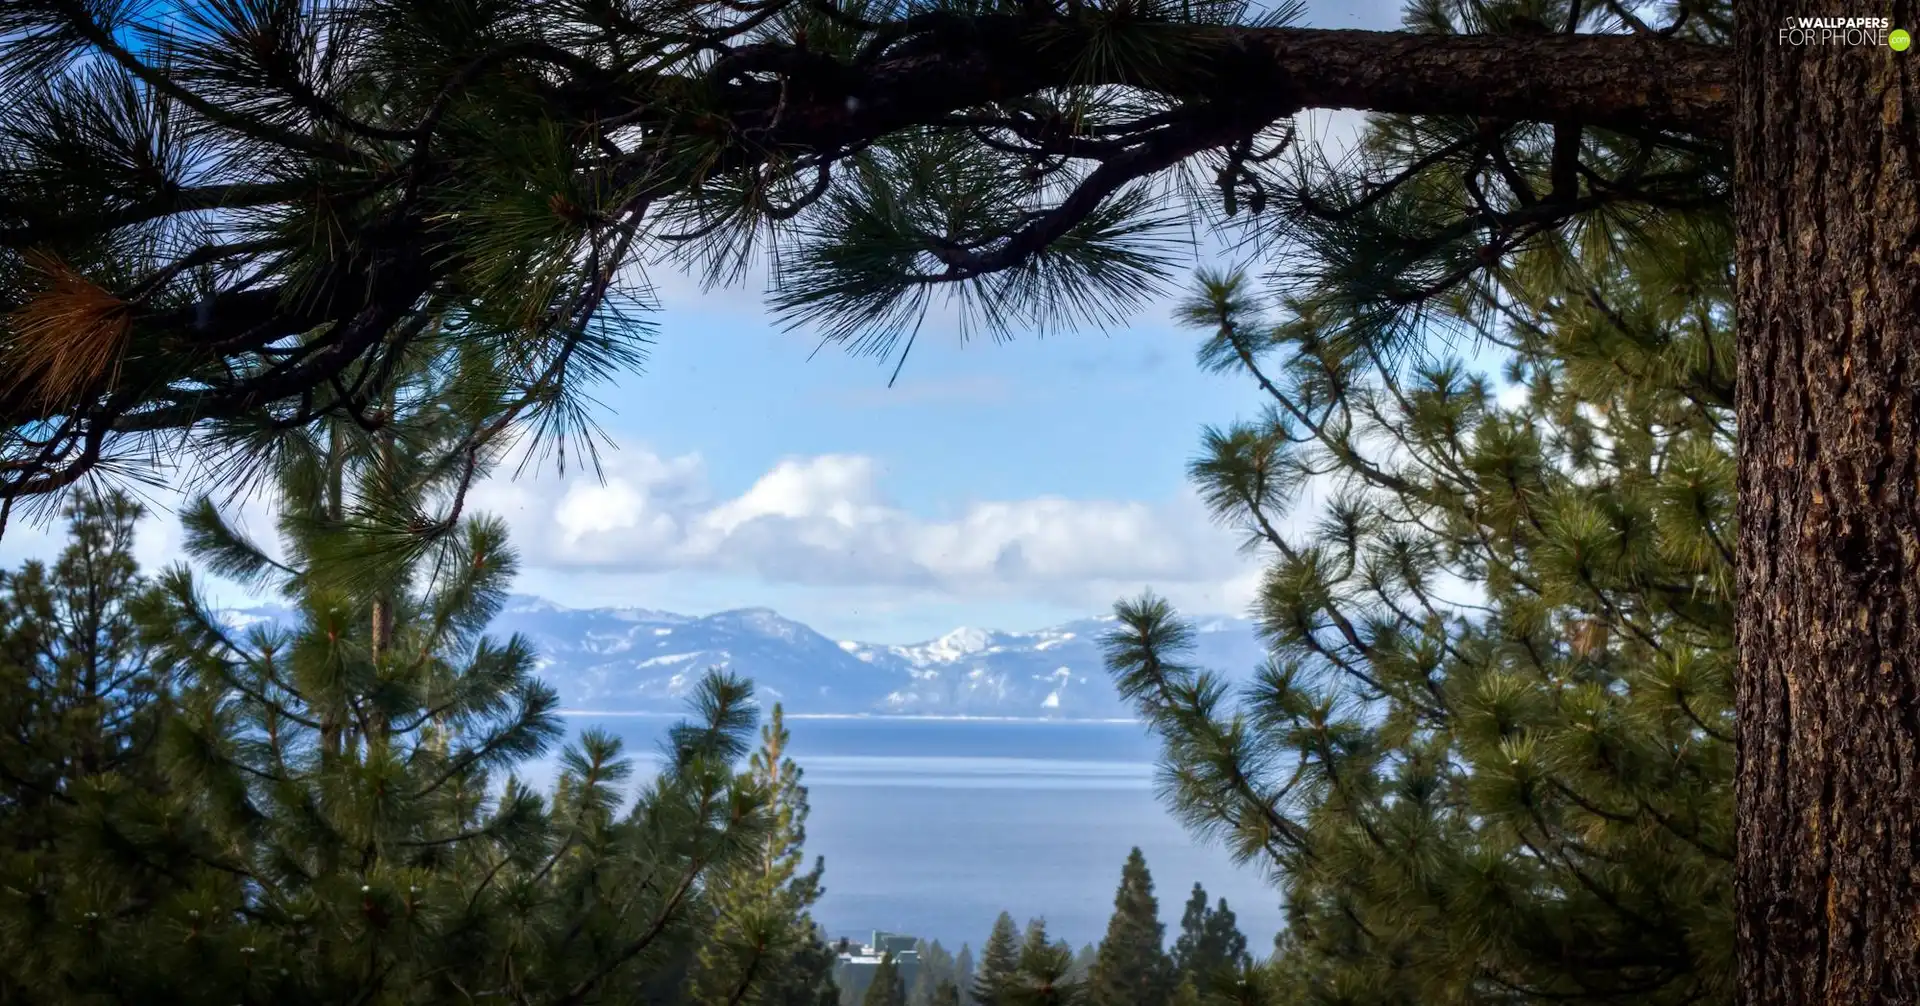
1734, 4, 1920, 1002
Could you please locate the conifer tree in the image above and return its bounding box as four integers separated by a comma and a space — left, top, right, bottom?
0, 489, 172, 1001
911, 941, 934, 1006
972, 912, 1022, 1006
1198, 902, 1246, 980
1069, 944, 1098, 983
1170, 885, 1247, 987
1103, 141, 1737, 1002
1173, 887, 1209, 978
691, 702, 830, 1006
1087, 849, 1173, 1006
864, 952, 908, 1006
0, 489, 160, 796
1020, 918, 1052, 967
935, 978, 963, 1006
773, 931, 843, 1006
955, 944, 976, 1005
1004, 928, 1086, 1006
0, 391, 785, 1003
911, 939, 957, 1006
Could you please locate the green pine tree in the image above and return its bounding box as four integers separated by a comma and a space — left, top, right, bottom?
1101, 129, 1736, 1002
911, 939, 957, 1006
0, 489, 173, 1001
1171, 885, 1248, 987
0, 399, 785, 1003
692, 702, 831, 1006
1004, 933, 1085, 1006
1087, 849, 1173, 1006
1069, 944, 1098, 983
1171, 886, 1210, 982
770, 927, 843, 1006
955, 943, 976, 1004
864, 952, 909, 1006
972, 912, 1022, 1006
934, 978, 964, 1006
1020, 918, 1052, 968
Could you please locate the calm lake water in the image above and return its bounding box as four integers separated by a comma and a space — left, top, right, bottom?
523, 715, 1285, 951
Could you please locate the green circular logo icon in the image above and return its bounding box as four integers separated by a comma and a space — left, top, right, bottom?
1893, 28, 1912, 51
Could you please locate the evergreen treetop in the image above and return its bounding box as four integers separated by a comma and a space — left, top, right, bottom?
1170, 884, 1248, 986
973, 911, 1022, 1006
864, 952, 909, 1006
1020, 918, 1052, 966
911, 938, 957, 1006
1087, 849, 1173, 1006
954, 942, 976, 1004
1003, 926, 1086, 1006
691, 701, 832, 1006
0, 489, 171, 1004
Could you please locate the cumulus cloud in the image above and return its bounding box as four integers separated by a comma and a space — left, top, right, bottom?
469, 447, 1259, 610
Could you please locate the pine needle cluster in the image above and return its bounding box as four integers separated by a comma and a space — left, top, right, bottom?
0, 0, 1724, 506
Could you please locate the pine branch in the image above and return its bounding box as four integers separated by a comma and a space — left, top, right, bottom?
0, 0, 1728, 501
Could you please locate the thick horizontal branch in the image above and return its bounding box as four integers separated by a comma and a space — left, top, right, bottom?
1221, 28, 1728, 138
0, 9, 1731, 504
736, 23, 1731, 152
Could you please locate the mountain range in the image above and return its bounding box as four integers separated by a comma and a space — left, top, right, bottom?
222, 595, 1269, 720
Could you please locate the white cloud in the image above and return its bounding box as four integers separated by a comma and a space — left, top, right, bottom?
469, 446, 1261, 611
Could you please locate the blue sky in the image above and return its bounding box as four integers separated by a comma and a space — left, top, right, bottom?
1, 1, 1420, 645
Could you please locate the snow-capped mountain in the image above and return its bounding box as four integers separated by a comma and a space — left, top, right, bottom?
218, 595, 1268, 719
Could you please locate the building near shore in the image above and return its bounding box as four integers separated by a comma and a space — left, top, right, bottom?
833, 931, 920, 1006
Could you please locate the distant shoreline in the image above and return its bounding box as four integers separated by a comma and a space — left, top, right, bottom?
555, 709, 1144, 725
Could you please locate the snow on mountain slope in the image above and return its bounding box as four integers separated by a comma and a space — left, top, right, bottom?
217, 595, 1267, 719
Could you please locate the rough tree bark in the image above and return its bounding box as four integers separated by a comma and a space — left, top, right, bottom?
1734, 3, 1920, 1003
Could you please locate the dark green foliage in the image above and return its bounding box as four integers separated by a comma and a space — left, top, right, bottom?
935, 978, 964, 1006
0, 0, 1315, 499
1087, 849, 1173, 1006
1003, 924, 1086, 1006
865, 952, 909, 1006
1100, 44, 1736, 1001
1020, 919, 1053, 968
0, 401, 792, 1003
641, 928, 707, 1006
0, 0, 1725, 510
1171, 884, 1248, 986
773, 929, 846, 1006
0, 489, 169, 1002
973, 912, 1022, 1006
0, 488, 160, 798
